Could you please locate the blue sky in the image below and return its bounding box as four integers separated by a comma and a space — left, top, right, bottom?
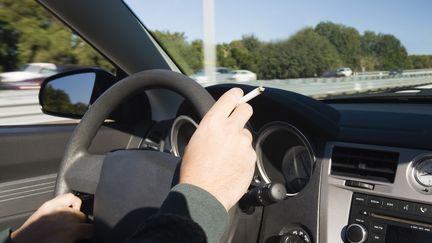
51, 73, 95, 104
125, 0, 432, 55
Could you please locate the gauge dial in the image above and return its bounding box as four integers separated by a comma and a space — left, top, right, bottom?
282, 145, 313, 194
415, 159, 432, 187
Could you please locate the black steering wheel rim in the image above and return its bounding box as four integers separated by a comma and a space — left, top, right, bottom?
54, 69, 215, 195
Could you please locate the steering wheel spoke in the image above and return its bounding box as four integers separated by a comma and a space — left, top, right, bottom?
64, 153, 106, 194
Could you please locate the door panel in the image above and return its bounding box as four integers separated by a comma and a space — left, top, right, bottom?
0, 123, 148, 230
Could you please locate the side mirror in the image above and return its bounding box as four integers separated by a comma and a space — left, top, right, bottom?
39, 68, 116, 119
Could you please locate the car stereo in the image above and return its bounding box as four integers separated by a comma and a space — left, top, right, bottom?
345, 193, 432, 243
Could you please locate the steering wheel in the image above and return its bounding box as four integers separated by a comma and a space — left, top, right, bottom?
54, 70, 219, 242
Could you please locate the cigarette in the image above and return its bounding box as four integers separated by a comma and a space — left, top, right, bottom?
238, 86, 265, 104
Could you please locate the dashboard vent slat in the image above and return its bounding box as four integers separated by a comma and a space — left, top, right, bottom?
331, 146, 399, 183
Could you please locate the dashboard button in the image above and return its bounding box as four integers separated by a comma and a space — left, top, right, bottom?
353, 194, 367, 205
371, 222, 386, 234
346, 180, 360, 187
368, 197, 383, 208
370, 233, 385, 243
357, 182, 375, 190
382, 199, 398, 211
399, 202, 415, 214
346, 181, 374, 190
414, 204, 432, 217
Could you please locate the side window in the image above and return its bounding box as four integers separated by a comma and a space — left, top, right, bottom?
0, 1, 115, 126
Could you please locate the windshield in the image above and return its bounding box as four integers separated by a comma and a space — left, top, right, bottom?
124, 0, 432, 99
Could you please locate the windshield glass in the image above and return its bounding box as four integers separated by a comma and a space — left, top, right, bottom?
124, 0, 432, 99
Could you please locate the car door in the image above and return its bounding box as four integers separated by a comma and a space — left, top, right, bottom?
0, 2, 147, 230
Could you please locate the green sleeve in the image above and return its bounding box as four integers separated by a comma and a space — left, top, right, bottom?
0, 229, 11, 243
159, 183, 230, 243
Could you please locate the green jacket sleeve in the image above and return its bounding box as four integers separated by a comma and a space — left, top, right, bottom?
0, 229, 11, 243
161, 183, 229, 242
129, 183, 229, 243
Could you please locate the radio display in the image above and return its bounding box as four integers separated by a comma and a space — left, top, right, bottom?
386, 225, 432, 243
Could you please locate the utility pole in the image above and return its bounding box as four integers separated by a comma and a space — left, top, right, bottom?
203, 0, 216, 83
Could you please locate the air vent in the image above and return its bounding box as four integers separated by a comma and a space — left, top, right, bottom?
331, 146, 399, 183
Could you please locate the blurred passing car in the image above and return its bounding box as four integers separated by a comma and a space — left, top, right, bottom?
0, 64, 85, 90
189, 67, 233, 83
228, 70, 257, 82
0, 63, 57, 82
335, 67, 353, 77
389, 68, 403, 77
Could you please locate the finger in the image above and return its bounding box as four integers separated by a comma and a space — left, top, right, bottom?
44, 193, 82, 209
67, 208, 88, 223
242, 128, 253, 143
62, 193, 82, 209
207, 88, 243, 118
75, 223, 95, 240
229, 103, 253, 129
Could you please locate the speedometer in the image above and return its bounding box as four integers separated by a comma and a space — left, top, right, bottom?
282, 146, 313, 194
256, 122, 315, 197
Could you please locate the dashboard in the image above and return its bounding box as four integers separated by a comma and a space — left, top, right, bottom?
169, 84, 432, 243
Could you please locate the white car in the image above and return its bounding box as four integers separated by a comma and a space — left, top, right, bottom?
189, 67, 234, 83
228, 70, 257, 82
0, 63, 57, 82
335, 67, 353, 77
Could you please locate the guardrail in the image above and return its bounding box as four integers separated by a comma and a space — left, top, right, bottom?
2, 69, 432, 125
356, 68, 432, 76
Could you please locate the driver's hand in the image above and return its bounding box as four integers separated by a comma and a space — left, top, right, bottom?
180, 88, 256, 211
11, 193, 94, 243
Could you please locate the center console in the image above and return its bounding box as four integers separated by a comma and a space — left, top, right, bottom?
346, 193, 432, 243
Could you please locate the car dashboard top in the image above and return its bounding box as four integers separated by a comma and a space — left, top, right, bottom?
168, 83, 432, 243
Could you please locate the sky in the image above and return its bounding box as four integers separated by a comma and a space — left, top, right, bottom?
51, 73, 95, 104
125, 0, 432, 55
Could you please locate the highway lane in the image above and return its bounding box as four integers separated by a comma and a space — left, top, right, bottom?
0, 90, 72, 125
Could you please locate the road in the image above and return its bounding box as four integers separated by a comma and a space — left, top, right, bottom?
1, 72, 432, 125
0, 90, 71, 125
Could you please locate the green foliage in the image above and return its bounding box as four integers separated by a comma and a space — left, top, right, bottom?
217, 35, 261, 73
43, 84, 88, 116
374, 34, 409, 69
315, 22, 362, 70
152, 31, 202, 75
0, 0, 114, 72
0, 20, 18, 71
258, 28, 341, 79
153, 22, 414, 79
360, 31, 410, 70
408, 55, 432, 69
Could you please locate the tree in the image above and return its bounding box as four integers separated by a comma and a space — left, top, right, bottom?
152, 31, 202, 75
0, 20, 18, 71
258, 28, 341, 79
375, 34, 409, 69
0, 0, 114, 71
315, 22, 362, 70
409, 55, 432, 69
217, 43, 237, 69
216, 35, 261, 73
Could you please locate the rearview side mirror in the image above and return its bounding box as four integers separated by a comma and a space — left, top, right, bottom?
39, 68, 116, 119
